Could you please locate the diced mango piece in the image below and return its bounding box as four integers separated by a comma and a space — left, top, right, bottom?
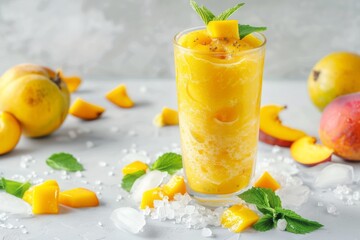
153, 107, 179, 127
163, 175, 187, 200
207, 20, 239, 39
221, 204, 259, 233
23, 180, 59, 205
59, 188, 99, 208
254, 171, 281, 191
122, 161, 148, 175
58, 70, 82, 93
32, 182, 60, 214
106, 84, 134, 108
69, 98, 105, 120
140, 187, 164, 209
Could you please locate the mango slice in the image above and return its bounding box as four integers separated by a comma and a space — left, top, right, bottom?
32, 180, 60, 214
59, 188, 99, 208
122, 161, 148, 175
106, 84, 134, 108
69, 98, 105, 120
254, 171, 281, 191
23, 180, 59, 205
221, 204, 259, 233
58, 70, 82, 93
162, 175, 186, 200
154, 107, 179, 127
207, 20, 239, 39
140, 187, 164, 209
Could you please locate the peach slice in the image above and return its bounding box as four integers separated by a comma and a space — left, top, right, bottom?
106, 84, 134, 108
58, 70, 82, 93
69, 98, 105, 120
0, 112, 21, 155
259, 105, 307, 147
254, 171, 281, 191
290, 136, 333, 165
153, 107, 179, 127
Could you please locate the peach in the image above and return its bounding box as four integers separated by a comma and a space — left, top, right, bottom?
290, 136, 333, 165
319, 92, 360, 160
259, 105, 307, 147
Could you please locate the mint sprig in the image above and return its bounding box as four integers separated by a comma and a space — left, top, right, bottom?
238, 187, 323, 234
150, 152, 182, 174
190, 0, 267, 39
46, 152, 84, 172
121, 170, 146, 192
1, 178, 32, 198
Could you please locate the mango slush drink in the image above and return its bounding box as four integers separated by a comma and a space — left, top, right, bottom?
174, 27, 265, 196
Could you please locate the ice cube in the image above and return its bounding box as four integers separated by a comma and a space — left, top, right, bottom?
110, 207, 146, 234
201, 228, 212, 237
0, 193, 32, 215
276, 219, 287, 231
131, 170, 167, 202
314, 164, 354, 188
276, 185, 310, 207
326, 204, 339, 215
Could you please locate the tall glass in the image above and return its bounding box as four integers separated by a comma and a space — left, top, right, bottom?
174, 27, 266, 204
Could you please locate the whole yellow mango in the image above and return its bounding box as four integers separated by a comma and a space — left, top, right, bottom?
0, 64, 70, 137
308, 52, 360, 111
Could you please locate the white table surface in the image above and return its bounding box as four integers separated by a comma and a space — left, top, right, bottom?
0, 79, 359, 240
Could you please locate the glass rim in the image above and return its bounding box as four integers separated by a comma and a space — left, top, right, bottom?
173, 26, 266, 56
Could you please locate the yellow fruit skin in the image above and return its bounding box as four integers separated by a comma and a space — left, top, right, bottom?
0, 64, 70, 137
59, 188, 99, 208
0, 112, 21, 155
308, 52, 360, 111
106, 84, 134, 108
69, 98, 105, 120
254, 171, 281, 191
221, 204, 259, 233
122, 161, 148, 175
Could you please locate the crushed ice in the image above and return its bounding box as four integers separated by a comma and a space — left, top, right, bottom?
110, 207, 146, 234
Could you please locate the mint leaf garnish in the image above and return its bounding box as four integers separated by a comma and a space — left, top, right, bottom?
150, 152, 182, 174
238, 187, 323, 234
215, 3, 244, 21
121, 170, 146, 192
190, 0, 214, 24
1, 178, 32, 198
46, 152, 84, 172
253, 214, 274, 232
239, 24, 267, 39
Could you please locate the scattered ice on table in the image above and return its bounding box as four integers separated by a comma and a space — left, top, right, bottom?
131, 170, 167, 202
98, 161, 108, 167
201, 228, 213, 237
116, 195, 123, 202
128, 130, 137, 136
276, 219, 287, 231
353, 191, 360, 201
68, 130, 77, 139
110, 207, 146, 234
108, 171, 115, 176
326, 204, 339, 215
95, 180, 102, 185
122, 149, 129, 154
276, 185, 310, 207
139, 86, 147, 93
98, 221, 103, 227
43, 171, 49, 176
75, 171, 83, 178
110, 126, 120, 133
314, 164, 354, 188
271, 146, 281, 154
0, 193, 32, 215
77, 127, 91, 134
317, 202, 324, 207
86, 141, 95, 148
122, 153, 150, 164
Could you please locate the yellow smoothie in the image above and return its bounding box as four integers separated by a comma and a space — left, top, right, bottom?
174, 27, 265, 195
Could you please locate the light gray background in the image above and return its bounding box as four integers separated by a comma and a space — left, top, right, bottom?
0, 0, 359, 80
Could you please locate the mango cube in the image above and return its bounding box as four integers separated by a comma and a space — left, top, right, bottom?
69, 98, 105, 120
254, 171, 281, 191
32, 183, 60, 214
23, 180, 59, 205
221, 204, 259, 233
58, 70, 82, 93
163, 175, 187, 200
122, 161, 148, 175
59, 188, 99, 208
207, 20, 239, 39
154, 107, 179, 127
140, 187, 164, 209
106, 84, 134, 108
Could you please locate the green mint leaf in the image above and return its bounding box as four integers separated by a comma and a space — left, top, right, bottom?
261, 188, 282, 208
190, 0, 214, 24
215, 3, 245, 21
238, 187, 270, 207
121, 170, 146, 192
0, 179, 4, 189
46, 152, 84, 172
253, 214, 275, 232
1, 178, 32, 198
239, 24, 267, 39
276, 208, 323, 234
150, 152, 182, 174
